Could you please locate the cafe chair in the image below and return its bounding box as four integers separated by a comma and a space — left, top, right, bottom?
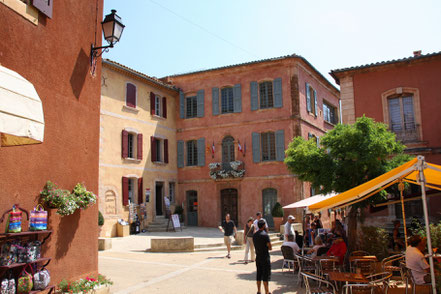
319, 258, 339, 279
351, 259, 376, 276
342, 283, 376, 294
301, 271, 337, 294
381, 254, 404, 281
281, 245, 296, 274
400, 262, 431, 294
350, 250, 370, 257
296, 254, 317, 286
366, 272, 392, 293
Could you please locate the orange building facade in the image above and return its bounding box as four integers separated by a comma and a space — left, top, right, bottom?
165, 55, 340, 228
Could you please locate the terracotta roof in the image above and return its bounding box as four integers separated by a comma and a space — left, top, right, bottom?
329, 51, 441, 84
103, 59, 179, 92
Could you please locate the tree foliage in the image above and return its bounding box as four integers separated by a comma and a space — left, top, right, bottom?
284, 116, 412, 207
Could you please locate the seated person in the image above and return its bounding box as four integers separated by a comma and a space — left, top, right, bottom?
406, 235, 431, 284
295, 230, 303, 248
326, 237, 347, 264
282, 235, 300, 254
307, 236, 325, 258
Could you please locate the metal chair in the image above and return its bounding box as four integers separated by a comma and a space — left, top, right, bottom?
350, 250, 370, 257
301, 271, 337, 294
319, 258, 339, 279
281, 245, 296, 274
366, 271, 393, 293
296, 253, 317, 286
400, 262, 431, 294
351, 258, 376, 276
381, 254, 404, 281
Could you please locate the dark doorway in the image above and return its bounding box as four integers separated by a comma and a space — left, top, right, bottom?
186, 190, 198, 226
221, 188, 238, 225
155, 182, 164, 216
262, 188, 277, 228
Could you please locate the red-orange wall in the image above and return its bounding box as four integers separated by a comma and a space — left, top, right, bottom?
0, 0, 103, 283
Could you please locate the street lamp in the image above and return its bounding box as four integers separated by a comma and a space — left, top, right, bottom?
90, 9, 125, 73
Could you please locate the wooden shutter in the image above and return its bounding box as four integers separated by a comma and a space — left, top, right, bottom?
275, 130, 285, 162
177, 140, 184, 168
151, 136, 156, 162
274, 78, 283, 108
314, 89, 318, 116
233, 84, 242, 113
197, 90, 204, 117
137, 133, 143, 160
150, 92, 155, 115
164, 139, 169, 163
179, 91, 185, 118
197, 138, 205, 166
162, 97, 167, 118
126, 83, 136, 108
138, 177, 143, 204
32, 0, 53, 18
122, 130, 128, 158
306, 83, 311, 112
122, 177, 129, 206
252, 132, 261, 163
212, 87, 220, 115
250, 81, 258, 111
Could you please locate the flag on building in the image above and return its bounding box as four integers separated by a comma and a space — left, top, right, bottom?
211, 141, 215, 158
243, 141, 246, 156
238, 140, 242, 153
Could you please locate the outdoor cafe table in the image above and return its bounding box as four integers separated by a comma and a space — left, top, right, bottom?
328, 271, 369, 293
348, 255, 378, 262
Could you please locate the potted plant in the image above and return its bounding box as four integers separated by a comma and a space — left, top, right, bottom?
174, 204, 184, 223
58, 274, 112, 294
271, 202, 284, 232
98, 210, 104, 237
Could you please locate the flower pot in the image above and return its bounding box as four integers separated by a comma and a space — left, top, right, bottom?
273, 217, 283, 232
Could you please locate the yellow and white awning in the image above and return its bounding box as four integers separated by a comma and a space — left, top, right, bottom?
0, 65, 44, 146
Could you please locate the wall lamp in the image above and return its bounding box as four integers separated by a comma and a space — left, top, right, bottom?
90, 9, 125, 73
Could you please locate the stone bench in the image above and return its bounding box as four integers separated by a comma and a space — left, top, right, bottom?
150, 237, 194, 252
98, 238, 112, 251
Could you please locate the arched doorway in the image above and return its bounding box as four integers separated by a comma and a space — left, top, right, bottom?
186, 190, 198, 226
222, 136, 235, 170
221, 188, 238, 225
262, 188, 277, 228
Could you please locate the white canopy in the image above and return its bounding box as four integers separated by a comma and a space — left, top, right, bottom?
283, 192, 337, 209
0, 65, 44, 146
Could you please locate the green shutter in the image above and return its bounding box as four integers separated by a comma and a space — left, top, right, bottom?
179, 91, 185, 118
177, 140, 184, 168
250, 81, 258, 111
252, 132, 261, 163
274, 78, 283, 108
233, 84, 242, 113
306, 83, 311, 112
212, 87, 219, 115
275, 130, 285, 161
314, 89, 318, 116
197, 89, 204, 117
197, 138, 205, 166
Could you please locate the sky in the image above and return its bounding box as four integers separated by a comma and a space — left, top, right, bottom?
102, 0, 441, 86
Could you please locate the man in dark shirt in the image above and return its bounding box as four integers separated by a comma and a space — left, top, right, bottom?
253, 219, 272, 294
219, 213, 237, 258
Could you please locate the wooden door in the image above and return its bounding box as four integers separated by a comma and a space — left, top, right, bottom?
221, 188, 238, 225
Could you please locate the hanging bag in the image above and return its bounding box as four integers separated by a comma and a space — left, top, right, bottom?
0, 205, 29, 233
29, 205, 47, 231
17, 264, 33, 294
33, 267, 50, 290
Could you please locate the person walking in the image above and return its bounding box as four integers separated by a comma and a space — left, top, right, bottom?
253, 219, 272, 294
284, 215, 295, 241
253, 212, 268, 233
219, 213, 237, 259
243, 217, 255, 263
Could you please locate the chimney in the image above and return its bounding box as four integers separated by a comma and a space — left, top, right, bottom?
413, 50, 422, 57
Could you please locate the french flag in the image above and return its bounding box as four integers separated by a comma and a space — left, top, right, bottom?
211, 141, 215, 155
238, 140, 243, 153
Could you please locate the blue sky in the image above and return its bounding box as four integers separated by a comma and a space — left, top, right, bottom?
103, 0, 441, 85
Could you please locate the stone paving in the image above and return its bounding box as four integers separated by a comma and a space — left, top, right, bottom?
99, 227, 304, 294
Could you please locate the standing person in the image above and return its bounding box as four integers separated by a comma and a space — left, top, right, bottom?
313, 214, 323, 229
393, 220, 405, 250
253, 212, 268, 233
218, 213, 237, 259
253, 219, 272, 294
304, 215, 311, 246
284, 215, 296, 241
243, 217, 255, 263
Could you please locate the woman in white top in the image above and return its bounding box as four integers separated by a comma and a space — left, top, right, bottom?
307, 236, 325, 258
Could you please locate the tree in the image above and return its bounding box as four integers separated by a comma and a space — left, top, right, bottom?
284, 116, 411, 250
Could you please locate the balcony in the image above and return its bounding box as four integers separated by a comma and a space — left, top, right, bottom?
391, 124, 420, 143
209, 161, 245, 180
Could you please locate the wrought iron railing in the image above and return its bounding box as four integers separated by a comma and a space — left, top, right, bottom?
391, 124, 420, 143
209, 161, 245, 180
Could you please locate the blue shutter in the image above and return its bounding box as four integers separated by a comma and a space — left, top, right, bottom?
177, 140, 184, 168
252, 132, 261, 163
306, 83, 311, 112
179, 91, 185, 119
274, 78, 283, 108
197, 138, 205, 166
314, 89, 318, 116
250, 81, 258, 111
275, 130, 285, 162
212, 87, 219, 116
233, 84, 242, 113
197, 90, 204, 117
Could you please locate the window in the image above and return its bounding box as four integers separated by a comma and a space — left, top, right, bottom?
221, 87, 234, 113
259, 81, 274, 109
151, 137, 169, 163
308, 133, 320, 147
186, 96, 198, 118
122, 130, 142, 160
187, 140, 198, 166
305, 83, 318, 116
388, 95, 417, 142
122, 177, 143, 206
1, 0, 39, 24
150, 92, 167, 118
155, 95, 161, 117
169, 182, 175, 203
222, 136, 235, 169
323, 101, 338, 124
128, 178, 135, 204
261, 132, 276, 161
126, 83, 137, 108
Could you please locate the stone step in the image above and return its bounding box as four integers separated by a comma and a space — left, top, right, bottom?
194, 244, 244, 252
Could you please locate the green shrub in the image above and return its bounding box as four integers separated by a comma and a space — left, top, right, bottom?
98, 210, 104, 226
174, 204, 183, 215
271, 202, 284, 218
359, 226, 389, 261
412, 221, 441, 249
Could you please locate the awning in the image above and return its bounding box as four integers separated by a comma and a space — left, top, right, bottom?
283, 192, 337, 209
0, 65, 45, 146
